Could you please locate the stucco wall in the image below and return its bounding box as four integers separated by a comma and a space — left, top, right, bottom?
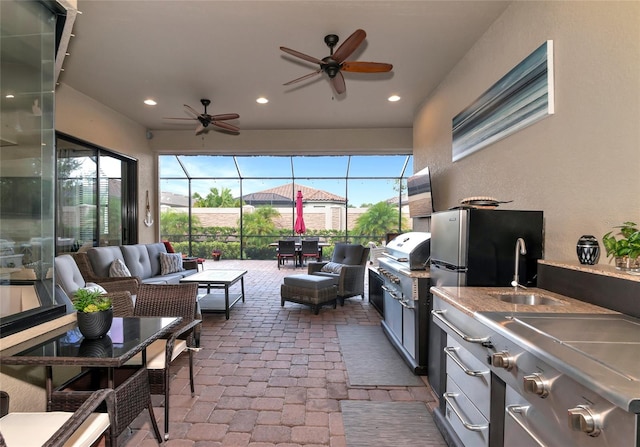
413, 1, 640, 263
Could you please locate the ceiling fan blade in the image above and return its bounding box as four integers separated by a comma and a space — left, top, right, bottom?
280, 47, 323, 65
341, 61, 393, 73
210, 113, 240, 121
332, 29, 366, 63
184, 104, 201, 118
195, 123, 207, 135
163, 117, 196, 121
212, 121, 240, 133
283, 69, 322, 86
331, 71, 346, 95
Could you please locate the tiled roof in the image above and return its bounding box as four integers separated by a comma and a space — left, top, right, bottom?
254, 183, 346, 203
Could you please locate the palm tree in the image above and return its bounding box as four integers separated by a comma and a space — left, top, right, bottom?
352, 201, 406, 242
193, 187, 240, 207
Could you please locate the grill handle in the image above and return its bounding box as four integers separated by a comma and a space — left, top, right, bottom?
431, 310, 490, 343
380, 252, 408, 262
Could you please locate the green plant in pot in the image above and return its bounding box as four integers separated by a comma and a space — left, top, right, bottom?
602, 221, 640, 272
73, 289, 113, 339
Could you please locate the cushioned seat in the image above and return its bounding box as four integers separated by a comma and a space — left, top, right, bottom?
281, 274, 338, 314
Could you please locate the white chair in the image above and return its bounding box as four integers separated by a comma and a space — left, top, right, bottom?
0, 388, 115, 447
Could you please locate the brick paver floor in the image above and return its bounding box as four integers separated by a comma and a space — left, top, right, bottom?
121, 259, 443, 447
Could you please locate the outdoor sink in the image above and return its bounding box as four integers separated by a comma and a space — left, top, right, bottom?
488, 291, 564, 306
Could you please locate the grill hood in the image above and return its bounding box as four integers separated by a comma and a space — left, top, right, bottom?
383, 232, 431, 270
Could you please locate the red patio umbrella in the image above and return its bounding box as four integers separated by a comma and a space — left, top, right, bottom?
294, 190, 306, 234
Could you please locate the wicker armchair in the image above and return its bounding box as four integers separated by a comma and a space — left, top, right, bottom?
308, 243, 370, 304
122, 283, 201, 440
71, 252, 140, 294
0, 388, 116, 447
54, 254, 138, 309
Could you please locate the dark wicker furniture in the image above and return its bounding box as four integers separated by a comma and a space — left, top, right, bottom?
0, 388, 115, 447
277, 240, 297, 269
0, 316, 180, 444
281, 274, 338, 314
131, 283, 201, 440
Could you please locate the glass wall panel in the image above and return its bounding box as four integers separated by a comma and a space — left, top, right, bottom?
0, 0, 65, 336
159, 155, 412, 261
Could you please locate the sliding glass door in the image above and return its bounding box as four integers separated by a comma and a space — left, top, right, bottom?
56, 134, 137, 252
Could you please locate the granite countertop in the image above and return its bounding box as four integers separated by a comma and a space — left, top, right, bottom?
430, 286, 618, 317
539, 260, 640, 282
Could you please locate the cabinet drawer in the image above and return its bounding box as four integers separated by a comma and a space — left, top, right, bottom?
445, 335, 491, 418
444, 376, 489, 447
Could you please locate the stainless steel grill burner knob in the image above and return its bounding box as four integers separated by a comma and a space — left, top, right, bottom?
491, 351, 515, 370
568, 405, 602, 437
523, 373, 549, 398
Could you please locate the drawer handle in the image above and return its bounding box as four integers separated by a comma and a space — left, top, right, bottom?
431, 310, 490, 343
444, 347, 489, 377
506, 405, 547, 447
382, 285, 402, 300
443, 392, 488, 432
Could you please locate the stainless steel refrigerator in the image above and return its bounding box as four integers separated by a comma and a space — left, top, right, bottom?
430, 208, 544, 287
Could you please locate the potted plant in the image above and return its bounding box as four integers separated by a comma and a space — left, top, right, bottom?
73, 289, 113, 339
602, 221, 640, 272
212, 249, 222, 261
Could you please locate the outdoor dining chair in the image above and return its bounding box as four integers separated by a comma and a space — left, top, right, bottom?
118, 283, 201, 440
300, 239, 320, 266
0, 388, 115, 447
277, 240, 297, 269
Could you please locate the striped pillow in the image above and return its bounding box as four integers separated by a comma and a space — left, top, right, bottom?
160, 252, 184, 275
109, 259, 131, 277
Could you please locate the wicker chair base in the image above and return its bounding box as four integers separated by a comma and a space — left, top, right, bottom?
50, 366, 161, 442
280, 284, 337, 315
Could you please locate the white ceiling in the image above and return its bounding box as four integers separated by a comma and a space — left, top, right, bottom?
59, 1, 511, 133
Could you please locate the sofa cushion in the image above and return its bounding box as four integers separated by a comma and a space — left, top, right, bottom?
320, 261, 343, 274
331, 244, 366, 265
81, 282, 108, 294
145, 243, 168, 277
160, 252, 184, 275
54, 254, 86, 295
88, 246, 126, 278
284, 274, 336, 290
109, 259, 131, 277
121, 244, 153, 279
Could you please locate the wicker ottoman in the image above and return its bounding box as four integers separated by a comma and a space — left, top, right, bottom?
281, 274, 338, 314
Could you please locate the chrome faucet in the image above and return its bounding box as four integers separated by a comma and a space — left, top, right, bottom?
512, 238, 527, 290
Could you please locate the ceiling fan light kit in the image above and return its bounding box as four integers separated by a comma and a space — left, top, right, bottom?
280, 28, 393, 95
164, 98, 240, 135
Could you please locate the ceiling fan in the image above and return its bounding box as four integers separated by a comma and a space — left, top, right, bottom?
164, 99, 240, 135
280, 29, 393, 95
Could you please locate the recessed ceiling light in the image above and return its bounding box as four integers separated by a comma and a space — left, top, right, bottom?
388, 95, 401, 102
256, 97, 269, 104
144, 99, 157, 106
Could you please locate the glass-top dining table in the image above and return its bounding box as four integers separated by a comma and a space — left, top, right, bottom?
0, 316, 181, 442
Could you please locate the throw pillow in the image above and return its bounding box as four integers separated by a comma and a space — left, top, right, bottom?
160, 252, 184, 275
81, 282, 108, 294
109, 259, 131, 277
320, 261, 343, 274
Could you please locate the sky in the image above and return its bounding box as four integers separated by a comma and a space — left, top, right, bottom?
159, 155, 413, 207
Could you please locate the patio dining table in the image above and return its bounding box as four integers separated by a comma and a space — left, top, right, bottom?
0, 316, 181, 442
